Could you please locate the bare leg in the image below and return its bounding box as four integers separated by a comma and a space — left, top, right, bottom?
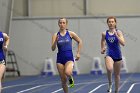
65, 61, 74, 88
114, 61, 122, 93
57, 63, 68, 93
105, 56, 114, 92
65, 61, 73, 77
0, 64, 6, 93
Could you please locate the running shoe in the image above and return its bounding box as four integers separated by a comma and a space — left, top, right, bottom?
69, 76, 74, 88
107, 83, 112, 93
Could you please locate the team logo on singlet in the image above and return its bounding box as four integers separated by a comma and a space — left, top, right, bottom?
108, 37, 115, 43
58, 37, 70, 45
65, 36, 70, 42
0, 38, 3, 42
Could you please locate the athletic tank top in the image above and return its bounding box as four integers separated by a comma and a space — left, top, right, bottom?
105, 30, 122, 59
0, 32, 5, 61
57, 31, 72, 52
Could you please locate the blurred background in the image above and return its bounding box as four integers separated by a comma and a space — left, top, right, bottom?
0, 0, 140, 77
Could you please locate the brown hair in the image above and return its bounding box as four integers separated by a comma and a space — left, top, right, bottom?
107, 16, 117, 23
107, 16, 117, 28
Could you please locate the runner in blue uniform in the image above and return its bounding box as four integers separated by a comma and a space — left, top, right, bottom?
101, 16, 125, 93
52, 18, 82, 93
0, 31, 9, 92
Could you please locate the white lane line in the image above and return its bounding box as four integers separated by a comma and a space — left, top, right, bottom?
126, 83, 140, 93
3, 82, 59, 89
51, 88, 63, 93
4, 80, 119, 93
15, 83, 59, 93
119, 74, 134, 91
4, 77, 138, 93
17, 85, 42, 93
51, 81, 106, 93
126, 83, 135, 93
88, 83, 107, 93
15, 81, 91, 93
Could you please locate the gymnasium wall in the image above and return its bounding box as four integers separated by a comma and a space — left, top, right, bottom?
13, 0, 140, 17
13, 0, 28, 17
9, 16, 140, 75
0, 0, 12, 33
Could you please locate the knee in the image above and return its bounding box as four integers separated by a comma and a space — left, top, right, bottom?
61, 77, 67, 84
61, 82, 67, 86
65, 70, 72, 77
107, 68, 113, 73
61, 82, 67, 87
115, 74, 120, 79
106, 65, 113, 73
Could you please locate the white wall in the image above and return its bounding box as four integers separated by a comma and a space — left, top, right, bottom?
9, 16, 140, 75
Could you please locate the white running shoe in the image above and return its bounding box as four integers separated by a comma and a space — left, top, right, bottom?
107, 83, 112, 93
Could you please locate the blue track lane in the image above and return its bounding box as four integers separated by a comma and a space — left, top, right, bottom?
2, 73, 140, 93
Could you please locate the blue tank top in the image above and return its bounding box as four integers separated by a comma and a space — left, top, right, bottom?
105, 30, 122, 59
57, 31, 72, 52
0, 32, 5, 61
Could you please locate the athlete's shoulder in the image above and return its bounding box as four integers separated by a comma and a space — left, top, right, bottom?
69, 30, 77, 34
101, 31, 106, 36
52, 32, 58, 38
2, 32, 7, 36
55, 32, 59, 35
68, 30, 73, 34
2, 32, 9, 38
68, 30, 75, 36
